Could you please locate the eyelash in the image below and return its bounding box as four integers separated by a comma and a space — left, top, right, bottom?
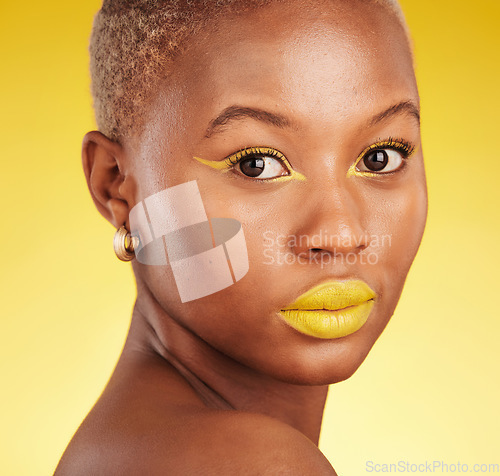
223, 146, 286, 166
351, 137, 417, 175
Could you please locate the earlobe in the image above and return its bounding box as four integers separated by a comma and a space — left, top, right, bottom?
82, 131, 131, 228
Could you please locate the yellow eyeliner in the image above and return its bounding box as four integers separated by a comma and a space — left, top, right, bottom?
193, 146, 306, 182
347, 139, 418, 178
193, 156, 229, 170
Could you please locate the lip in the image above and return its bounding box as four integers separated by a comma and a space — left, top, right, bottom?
279, 279, 377, 339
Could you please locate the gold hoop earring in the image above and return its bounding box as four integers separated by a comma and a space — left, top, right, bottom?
113, 225, 138, 261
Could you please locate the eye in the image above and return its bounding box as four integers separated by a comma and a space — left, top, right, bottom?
354, 138, 416, 175
193, 147, 306, 182
238, 155, 288, 179
227, 147, 291, 180
357, 148, 403, 173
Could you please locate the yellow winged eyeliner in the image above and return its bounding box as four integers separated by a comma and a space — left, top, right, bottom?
194, 146, 307, 182
193, 155, 229, 170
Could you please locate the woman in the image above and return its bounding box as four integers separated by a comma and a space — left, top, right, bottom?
56, 0, 427, 473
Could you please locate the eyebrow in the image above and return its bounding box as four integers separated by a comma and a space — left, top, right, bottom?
204, 106, 291, 138
204, 100, 420, 138
368, 100, 420, 128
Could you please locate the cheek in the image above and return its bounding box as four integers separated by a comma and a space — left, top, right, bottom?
366, 178, 427, 287
132, 183, 288, 344
199, 185, 290, 266
168, 191, 296, 340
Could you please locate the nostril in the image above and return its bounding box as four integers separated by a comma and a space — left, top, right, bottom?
311, 248, 323, 253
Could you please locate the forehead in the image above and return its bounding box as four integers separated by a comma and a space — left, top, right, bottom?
159, 0, 417, 136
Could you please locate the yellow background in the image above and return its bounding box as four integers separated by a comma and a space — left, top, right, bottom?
1, 0, 498, 474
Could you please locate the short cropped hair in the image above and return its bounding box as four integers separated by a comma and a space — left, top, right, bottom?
89, 0, 412, 142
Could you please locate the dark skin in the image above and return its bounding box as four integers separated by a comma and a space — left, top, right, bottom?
56, 1, 427, 474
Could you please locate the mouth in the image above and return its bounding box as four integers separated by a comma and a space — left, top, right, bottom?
285, 301, 374, 312
279, 280, 377, 339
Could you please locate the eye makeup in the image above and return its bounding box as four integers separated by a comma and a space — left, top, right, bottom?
194, 146, 307, 182
347, 137, 417, 178
194, 139, 416, 182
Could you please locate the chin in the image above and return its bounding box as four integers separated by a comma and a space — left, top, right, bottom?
272, 358, 367, 386
252, 329, 378, 386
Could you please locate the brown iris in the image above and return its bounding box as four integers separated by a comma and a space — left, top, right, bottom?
363, 150, 388, 171
240, 156, 266, 177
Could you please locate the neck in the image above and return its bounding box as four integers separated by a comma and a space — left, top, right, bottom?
124, 281, 329, 445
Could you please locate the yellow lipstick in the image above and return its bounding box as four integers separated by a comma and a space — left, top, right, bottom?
279, 280, 376, 339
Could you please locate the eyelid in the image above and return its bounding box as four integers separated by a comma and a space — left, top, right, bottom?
225, 146, 286, 168
347, 138, 417, 177
194, 146, 307, 182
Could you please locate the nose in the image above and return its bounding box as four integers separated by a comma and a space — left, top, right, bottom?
290, 182, 368, 262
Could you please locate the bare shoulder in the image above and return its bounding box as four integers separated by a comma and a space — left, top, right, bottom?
55, 352, 336, 475
175, 411, 337, 475
55, 406, 336, 475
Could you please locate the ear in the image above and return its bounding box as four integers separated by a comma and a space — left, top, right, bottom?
82, 131, 133, 229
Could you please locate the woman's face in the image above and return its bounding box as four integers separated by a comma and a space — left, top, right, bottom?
127, 0, 427, 384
